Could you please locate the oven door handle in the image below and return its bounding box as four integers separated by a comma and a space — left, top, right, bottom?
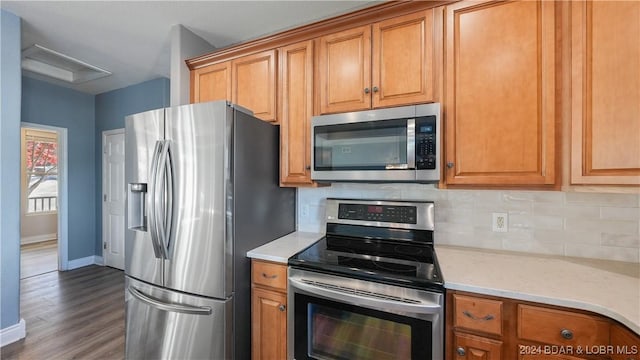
289, 277, 442, 315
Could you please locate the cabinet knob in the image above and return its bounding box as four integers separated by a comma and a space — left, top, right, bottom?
372, 86, 379, 93
306, 165, 311, 170
456, 347, 466, 356
560, 329, 574, 340
446, 162, 455, 169
278, 304, 286, 312
364, 88, 370, 94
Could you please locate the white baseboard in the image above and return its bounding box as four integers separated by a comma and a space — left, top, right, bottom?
67, 256, 103, 270
21, 233, 57, 245
0, 318, 26, 347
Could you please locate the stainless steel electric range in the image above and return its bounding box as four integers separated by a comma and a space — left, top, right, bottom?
288, 198, 444, 360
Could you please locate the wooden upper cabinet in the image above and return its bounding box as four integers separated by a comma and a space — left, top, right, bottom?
191, 61, 231, 103
372, 10, 434, 108
279, 40, 314, 186
317, 25, 372, 114
318, 9, 435, 114
232, 50, 277, 122
571, 0, 640, 185
444, 0, 557, 186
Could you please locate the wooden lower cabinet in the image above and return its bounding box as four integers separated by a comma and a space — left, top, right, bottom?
454, 332, 502, 360
520, 354, 587, 360
447, 291, 640, 360
610, 325, 640, 360
251, 260, 288, 360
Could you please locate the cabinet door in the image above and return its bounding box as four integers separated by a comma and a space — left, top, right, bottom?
444, 0, 556, 186
372, 9, 434, 108
232, 50, 277, 122
520, 354, 588, 360
610, 324, 640, 360
454, 332, 502, 360
279, 40, 314, 186
570, 0, 640, 185
251, 287, 287, 360
317, 25, 371, 114
191, 62, 231, 103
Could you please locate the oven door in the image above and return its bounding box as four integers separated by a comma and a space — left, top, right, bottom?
288, 268, 443, 360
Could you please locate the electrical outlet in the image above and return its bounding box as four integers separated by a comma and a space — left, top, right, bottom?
492, 212, 508, 232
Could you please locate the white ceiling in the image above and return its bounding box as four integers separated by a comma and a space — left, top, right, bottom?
1, 1, 378, 95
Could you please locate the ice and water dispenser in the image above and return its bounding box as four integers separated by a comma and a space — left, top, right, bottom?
128, 183, 147, 231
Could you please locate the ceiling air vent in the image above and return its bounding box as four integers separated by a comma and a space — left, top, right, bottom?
22, 44, 111, 84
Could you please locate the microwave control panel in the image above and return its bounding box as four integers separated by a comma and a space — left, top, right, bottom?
416, 116, 437, 170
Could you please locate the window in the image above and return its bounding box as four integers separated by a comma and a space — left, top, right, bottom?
23, 129, 58, 214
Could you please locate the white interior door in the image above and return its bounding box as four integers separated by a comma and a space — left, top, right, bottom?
103, 129, 125, 269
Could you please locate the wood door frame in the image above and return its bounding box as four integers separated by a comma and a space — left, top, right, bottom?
101, 128, 125, 268
20, 122, 69, 271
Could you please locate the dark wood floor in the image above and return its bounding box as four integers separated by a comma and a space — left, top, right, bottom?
21, 240, 58, 279
1, 265, 125, 360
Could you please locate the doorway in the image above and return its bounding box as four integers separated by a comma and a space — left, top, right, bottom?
20, 123, 69, 277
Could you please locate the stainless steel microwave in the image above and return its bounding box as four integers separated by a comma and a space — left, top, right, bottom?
311, 103, 441, 183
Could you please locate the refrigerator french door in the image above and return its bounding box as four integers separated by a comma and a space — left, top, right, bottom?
124, 101, 295, 359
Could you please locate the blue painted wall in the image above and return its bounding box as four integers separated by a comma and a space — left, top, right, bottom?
22, 76, 96, 261
0, 9, 22, 329
94, 78, 169, 255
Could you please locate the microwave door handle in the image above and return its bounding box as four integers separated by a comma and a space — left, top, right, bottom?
385, 164, 409, 170
407, 118, 416, 169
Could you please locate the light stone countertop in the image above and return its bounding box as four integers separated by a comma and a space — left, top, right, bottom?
436, 245, 640, 335
246, 231, 323, 264
246, 232, 640, 335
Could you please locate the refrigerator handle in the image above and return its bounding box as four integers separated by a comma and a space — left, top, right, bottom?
154, 140, 171, 259
161, 140, 173, 259
128, 286, 212, 315
148, 141, 164, 259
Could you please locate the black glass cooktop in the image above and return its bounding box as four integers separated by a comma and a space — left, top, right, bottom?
288, 234, 444, 291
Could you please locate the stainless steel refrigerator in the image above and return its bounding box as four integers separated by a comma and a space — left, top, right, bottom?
124, 101, 296, 359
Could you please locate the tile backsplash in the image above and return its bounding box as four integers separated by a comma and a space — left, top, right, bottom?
297, 183, 640, 263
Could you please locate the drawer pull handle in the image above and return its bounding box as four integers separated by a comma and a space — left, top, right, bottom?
560, 329, 574, 340
456, 347, 466, 356
463, 310, 495, 321
262, 273, 278, 279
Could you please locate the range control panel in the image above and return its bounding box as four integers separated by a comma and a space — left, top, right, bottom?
416, 115, 437, 170
338, 203, 417, 224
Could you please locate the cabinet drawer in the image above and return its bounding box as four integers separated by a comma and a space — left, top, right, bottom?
252, 260, 287, 291
610, 324, 640, 360
453, 294, 503, 336
518, 305, 610, 346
